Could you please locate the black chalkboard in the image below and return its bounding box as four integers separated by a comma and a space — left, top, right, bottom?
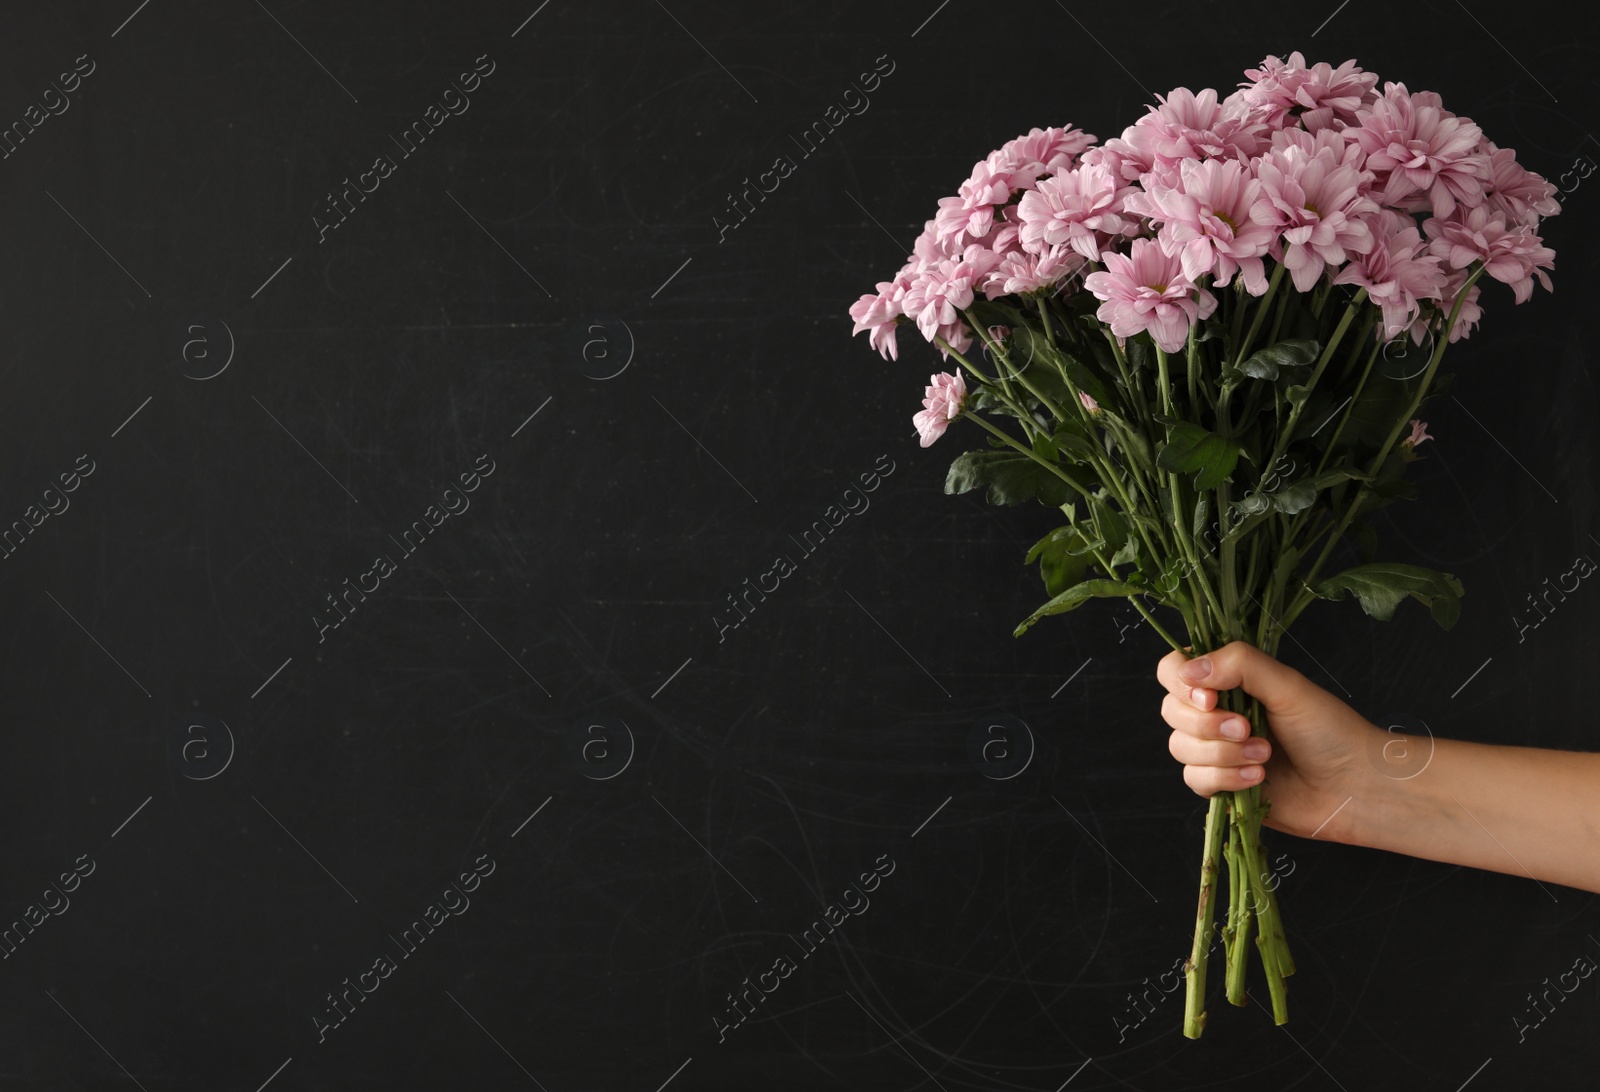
1, 2, 1596, 1089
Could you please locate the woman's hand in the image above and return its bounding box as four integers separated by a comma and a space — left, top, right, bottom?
1155, 640, 1383, 842
1158, 639, 1600, 893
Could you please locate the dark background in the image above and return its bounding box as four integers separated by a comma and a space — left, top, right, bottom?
0, 1, 1595, 1089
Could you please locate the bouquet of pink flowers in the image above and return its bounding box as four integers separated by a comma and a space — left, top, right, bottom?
848, 51, 1558, 1037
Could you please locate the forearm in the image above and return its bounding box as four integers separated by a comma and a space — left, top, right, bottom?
1342, 736, 1600, 895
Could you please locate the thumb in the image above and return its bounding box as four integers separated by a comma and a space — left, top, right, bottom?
1177, 640, 1313, 719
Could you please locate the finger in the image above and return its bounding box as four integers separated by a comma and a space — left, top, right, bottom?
1168, 729, 1271, 768
1182, 761, 1265, 797
1169, 639, 1314, 719
1161, 691, 1251, 740
1156, 648, 1220, 711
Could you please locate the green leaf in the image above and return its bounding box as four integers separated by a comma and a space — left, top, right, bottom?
1232, 489, 1272, 517
1351, 450, 1419, 517
1310, 562, 1465, 628
1024, 526, 1096, 597
1219, 505, 1270, 548
1155, 421, 1242, 491
1126, 335, 1155, 373
966, 383, 1035, 425
1269, 468, 1373, 516
1149, 552, 1192, 597
1014, 578, 1146, 637
1335, 371, 1428, 453
1269, 479, 1319, 515
1050, 426, 1103, 466
1050, 345, 1117, 408
1238, 338, 1319, 380
946, 449, 1083, 507
1107, 421, 1154, 476
1089, 494, 1129, 556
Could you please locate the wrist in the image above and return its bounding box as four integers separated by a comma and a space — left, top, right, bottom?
1336, 726, 1467, 858
1324, 719, 1449, 850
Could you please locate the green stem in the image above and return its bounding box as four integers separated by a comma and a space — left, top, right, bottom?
1129, 592, 1186, 653
953, 330, 1186, 648
1105, 329, 1152, 422
1231, 263, 1287, 373
1259, 288, 1368, 486
959, 409, 1187, 652
1102, 412, 1162, 508
1265, 275, 1291, 347
1284, 264, 1487, 625
1312, 335, 1380, 482
1184, 788, 1229, 1038
1332, 309, 1379, 388
959, 410, 1092, 503
1024, 304, 1179, 578
1156, 346, 1228, 626
1223, 797, 1253, 1005
966, 311, 1070, 425
1186, 291, 1205, 417
1228, 279, 1248, 349
1310, 277, 1330, 320
933, 337, 1044, 444
1031, 301, 1164, 520
967, 320, 1037, 420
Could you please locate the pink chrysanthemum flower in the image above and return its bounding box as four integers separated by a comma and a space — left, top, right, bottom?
848, 269, 913, 361
938, 323, 974, 357
1082, 237, 1219, 354
903, 251, 1000, 359
1331, 209, 1447, 341
1267, 124, 1366, 170
971, 206, 1023, 258
933, 153, 1013, 248
1400, 419, 1433, 449
1437, 267, 1484, 343
1422, 205, 1555, 304
982, 244, 1088, 299
1076, 142, 1143, 187
1016, 162, 1142, 260
996, 125, 1098, 190
909, 217, 954, 270
1252, 142, 1380, 292
1479, 140, 1561, 229
1079, 391, 1101, 414
1351, 83, 1490, 220
1138, 157, 1275, 294
930, 127, 1104, 253
913, 371, 967, 447
1237, 52, 1380, 134
902, 262, 972, 339
1098, 87, 1271, 189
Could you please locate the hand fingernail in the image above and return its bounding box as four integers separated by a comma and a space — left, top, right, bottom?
1179, 656, 1212, 681
1241, 766, 1262, 781
1242, 739, 1270, 761
1219, 718, 1248, 740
